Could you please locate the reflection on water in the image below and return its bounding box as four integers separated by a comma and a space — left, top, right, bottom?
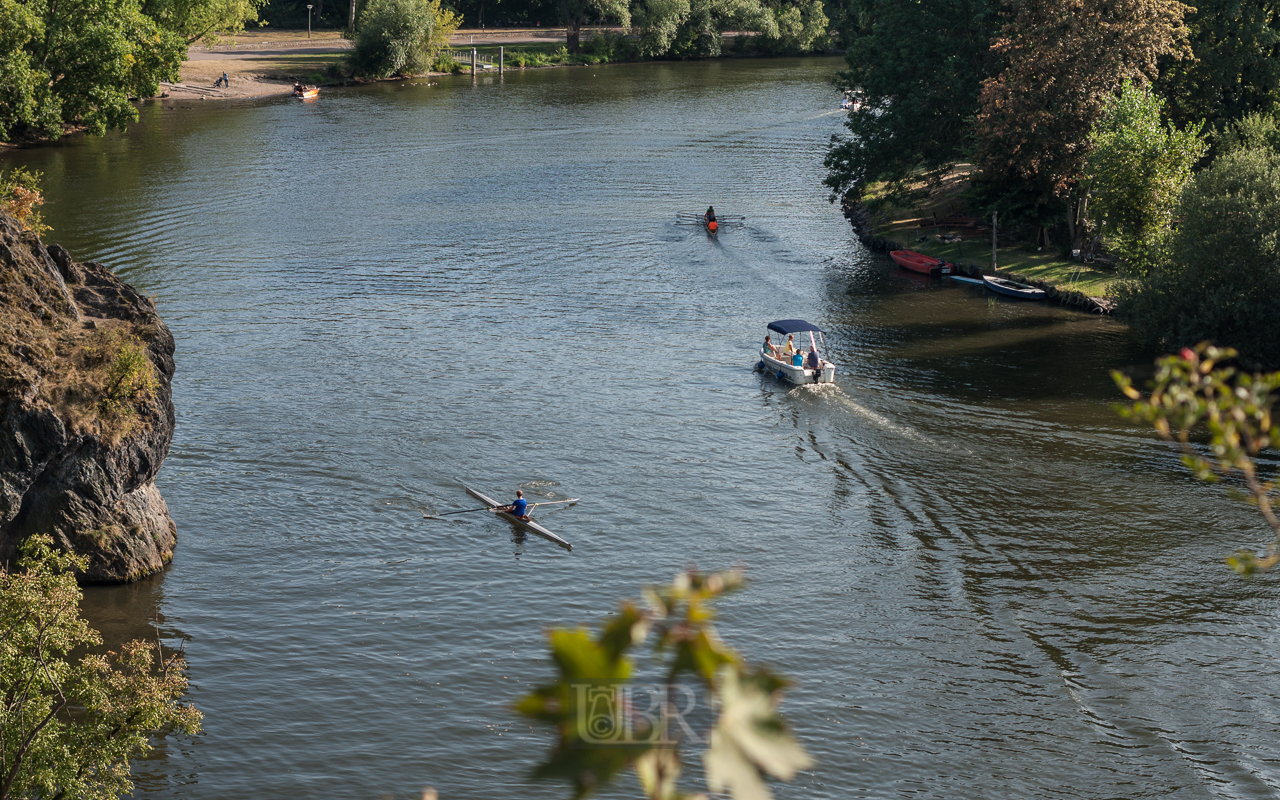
5, 56, 1280, 800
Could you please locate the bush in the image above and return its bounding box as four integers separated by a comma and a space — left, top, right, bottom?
349, 0, 457, 78
430, 52, 458, 72
1120, 147, 1280, 368
0, 166, 48, 235
1087, 81, 1205, 263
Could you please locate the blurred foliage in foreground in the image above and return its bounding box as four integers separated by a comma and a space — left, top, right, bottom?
1114, 343, 1280, 575
0, 536, 202, 800
516, 568, 811, 800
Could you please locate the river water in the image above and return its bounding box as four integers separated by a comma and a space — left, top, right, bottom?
5, 57, 1279, 799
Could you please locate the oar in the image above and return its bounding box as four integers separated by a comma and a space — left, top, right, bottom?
530, 498, 580, 509
422, 498, 579, 519
427, 506, 497, 517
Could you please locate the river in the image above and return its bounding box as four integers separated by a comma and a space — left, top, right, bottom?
4, 56, 1279, 799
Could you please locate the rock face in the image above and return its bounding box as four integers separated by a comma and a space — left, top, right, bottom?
0, 211, 176, 583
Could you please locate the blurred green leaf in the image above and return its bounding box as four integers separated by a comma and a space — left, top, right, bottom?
703, 666, 812, 800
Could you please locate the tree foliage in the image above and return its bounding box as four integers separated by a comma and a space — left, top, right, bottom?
556, 0, 630, 52
823, 0, 998, 204
140, 0, 266, 44
351, 0, 458, 77
1119, 147, 1280, 367
0, 166, 48, 236
516, 569, 811, 800
1114, 344, 1280, 575
0, 0, 185, 141
1156, 0, 1280, 131
633, 0, 773, 58
1087, 80, 1205, 257
0, 536, 201, 800
974, 0, 1192, 209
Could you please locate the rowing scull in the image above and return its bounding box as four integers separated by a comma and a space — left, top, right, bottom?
464, 486, 573, 551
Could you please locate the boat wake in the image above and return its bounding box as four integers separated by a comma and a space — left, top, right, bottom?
787, 382, 939, 446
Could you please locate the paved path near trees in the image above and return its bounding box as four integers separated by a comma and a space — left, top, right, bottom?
186, 27, 618, 60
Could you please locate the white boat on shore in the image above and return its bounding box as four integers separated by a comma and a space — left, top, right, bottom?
758, 319, 836, 385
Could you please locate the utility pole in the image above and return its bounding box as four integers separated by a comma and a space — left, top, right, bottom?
307, 4, 313, 38
991, 211, 998, 272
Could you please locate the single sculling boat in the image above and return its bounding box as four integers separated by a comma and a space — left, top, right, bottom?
758, 319, 836, 385
292, 85, 319, 99
982, 274, 1046, 300
889, 249, 953, 276
676, 211, 745, 232
464, 486, 572, 550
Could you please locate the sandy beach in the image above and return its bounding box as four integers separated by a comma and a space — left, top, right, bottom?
164, 28, 613, 101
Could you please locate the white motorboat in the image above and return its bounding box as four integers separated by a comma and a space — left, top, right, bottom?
758, 319, 836, 385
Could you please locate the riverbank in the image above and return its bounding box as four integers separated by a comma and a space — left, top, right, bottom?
167, 27, 631, 100
842, 200, 1119, 313
841, 165, 1120, 313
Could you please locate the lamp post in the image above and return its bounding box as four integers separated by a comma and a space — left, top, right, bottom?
307, 4, 313, 38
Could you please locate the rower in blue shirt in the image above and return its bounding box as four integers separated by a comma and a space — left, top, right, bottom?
501, 490, 530, 521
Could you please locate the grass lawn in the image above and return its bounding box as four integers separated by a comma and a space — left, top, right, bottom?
863, 165, 1120, 297
907, 237, 1119, 296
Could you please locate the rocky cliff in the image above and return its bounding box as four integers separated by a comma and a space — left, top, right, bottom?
0, 210, 176, 583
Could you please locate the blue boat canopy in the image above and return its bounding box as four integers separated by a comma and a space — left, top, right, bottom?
767, 319, 823, 335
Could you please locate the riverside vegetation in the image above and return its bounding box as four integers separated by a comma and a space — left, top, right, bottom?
0, 536, 200, 800
825, 0, 1280, 367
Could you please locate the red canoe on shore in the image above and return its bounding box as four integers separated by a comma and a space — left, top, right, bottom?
890, 249, 953, 276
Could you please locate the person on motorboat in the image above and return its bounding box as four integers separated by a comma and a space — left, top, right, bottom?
784, 334, 797, 356
500, 490, 530, 521
764, 335, 780, 358
705, 206, 717, 223
791, 350, 804, 367
807, 346, 821, 371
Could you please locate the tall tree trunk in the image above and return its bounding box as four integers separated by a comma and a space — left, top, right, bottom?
566, 23, 581, 52
1065, 199, 1076, 252
349, 0, 356, 30
315, 0, 324, 25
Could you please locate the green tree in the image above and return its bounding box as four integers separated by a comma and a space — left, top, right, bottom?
517, 569, 811, 800
1212, 108, 1280, 156
350, 0, 457, 77
1119, 147, 1280, 367
1087, 80, 1205, 262
1113, 344, 1280, 575
0, 535, 201, 800
822, 0, 998, 205
973, 0, 1191, 232
633, 0, 775, 58
0, 0, 185, 141
558, 0, 630, 53
1156, 0, 1280, 131
140, 0, 267, 45
754, 0, 828, 54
